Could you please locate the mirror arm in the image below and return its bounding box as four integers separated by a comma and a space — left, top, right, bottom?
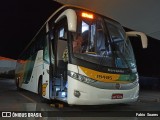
126, 31, 148, 48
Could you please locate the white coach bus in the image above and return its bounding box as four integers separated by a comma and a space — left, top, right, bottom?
15, 5, 148, 105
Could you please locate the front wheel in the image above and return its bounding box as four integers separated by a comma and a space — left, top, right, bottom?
38, 80, 42, 96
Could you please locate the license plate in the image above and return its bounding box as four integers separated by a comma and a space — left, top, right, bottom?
112, 94, 123, 99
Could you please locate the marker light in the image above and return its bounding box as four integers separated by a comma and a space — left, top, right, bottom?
81, 12, 94, 19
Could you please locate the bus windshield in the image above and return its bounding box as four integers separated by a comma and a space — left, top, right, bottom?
72, 13, 136, 71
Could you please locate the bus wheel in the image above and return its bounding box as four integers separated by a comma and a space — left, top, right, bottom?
38, 80, 42, 96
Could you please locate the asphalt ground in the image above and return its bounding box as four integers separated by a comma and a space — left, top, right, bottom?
0, 79, 160, 120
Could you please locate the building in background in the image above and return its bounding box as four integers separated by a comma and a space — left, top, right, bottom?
0, 56, 16, 78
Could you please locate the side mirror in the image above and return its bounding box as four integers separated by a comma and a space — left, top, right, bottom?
126, 31, 148, 48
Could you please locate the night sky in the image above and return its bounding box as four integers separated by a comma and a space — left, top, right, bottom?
0, 0, 61, 59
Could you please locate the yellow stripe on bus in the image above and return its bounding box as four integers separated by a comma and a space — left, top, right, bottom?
79, 66, 120, 83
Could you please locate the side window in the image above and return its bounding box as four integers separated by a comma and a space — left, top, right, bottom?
57, 26, 68, 63
72, 20, 96, 54
59, 28, 65, 38
53, 18, 69, 78
43, 35, 50, 63
49, 17, 68, 68
43, 33, 55, 64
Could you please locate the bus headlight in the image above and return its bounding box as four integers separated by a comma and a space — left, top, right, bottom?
83, 77, 95, 84
70, 71, 78, 79
68, 71, 96, 84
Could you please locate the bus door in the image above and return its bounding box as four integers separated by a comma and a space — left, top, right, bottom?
51, 18, 68, 100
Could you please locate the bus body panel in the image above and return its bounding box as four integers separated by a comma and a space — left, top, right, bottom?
68, 63, 79, 73
21, 67, 38, 93
42, 62, 50, 99
67, 64, 139, 105
55, 9, 77, 32
67, 76, 139, 105
17, 50, 44, 93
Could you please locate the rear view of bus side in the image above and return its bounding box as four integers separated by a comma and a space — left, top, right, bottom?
15, 5, 148, 105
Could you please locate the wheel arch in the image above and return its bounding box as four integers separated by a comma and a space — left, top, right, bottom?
37, 75, 43, 93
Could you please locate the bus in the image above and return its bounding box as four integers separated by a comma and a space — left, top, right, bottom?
15, 5, 148, 105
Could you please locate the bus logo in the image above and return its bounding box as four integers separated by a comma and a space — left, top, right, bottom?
115, 83, 121, 89
2, 112, 11, 117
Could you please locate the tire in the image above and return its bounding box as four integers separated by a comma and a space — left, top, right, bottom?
38, 80, 42, 96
